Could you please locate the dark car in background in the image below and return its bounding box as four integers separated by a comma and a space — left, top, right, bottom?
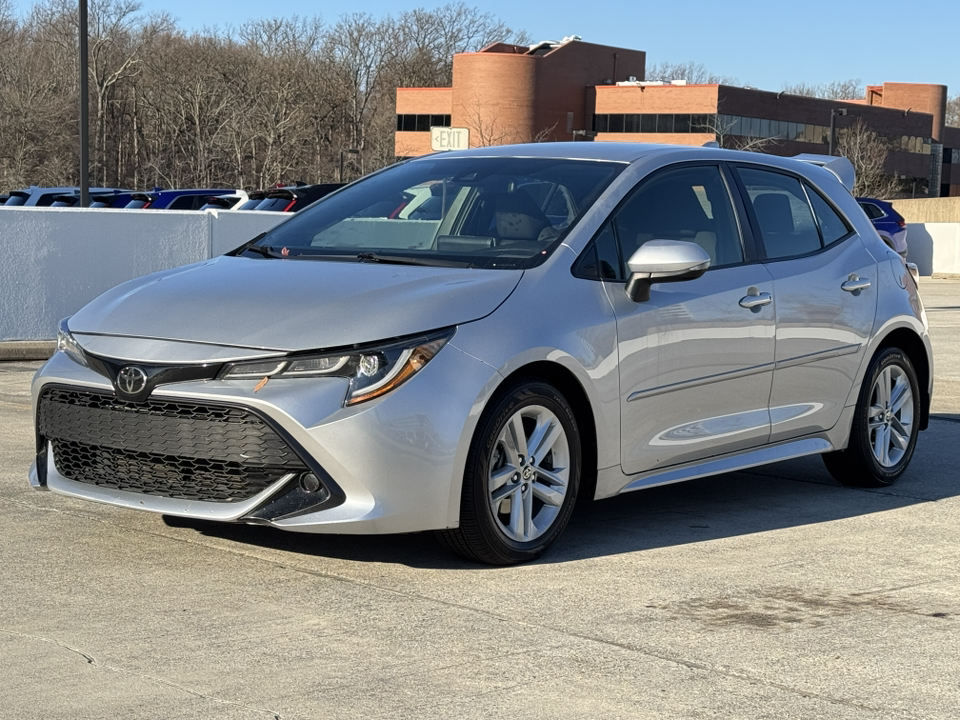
124, 188, 234, 210
236, 190, 268, 210
857, 197, 907, 258
252, 183, 344, 212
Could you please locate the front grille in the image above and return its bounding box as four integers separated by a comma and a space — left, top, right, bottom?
37, 387, 307, 502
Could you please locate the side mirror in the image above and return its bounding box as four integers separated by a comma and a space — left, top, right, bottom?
625, 240, 711, 302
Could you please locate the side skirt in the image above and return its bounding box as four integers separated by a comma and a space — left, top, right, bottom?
607, 437, 834, 497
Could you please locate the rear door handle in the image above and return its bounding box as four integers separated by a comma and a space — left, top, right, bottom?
841, 276, 871, 293
739, 291, 772, 309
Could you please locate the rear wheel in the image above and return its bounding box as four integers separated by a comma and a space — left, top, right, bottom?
438, 380, 581, 565
823, 347, 919, 487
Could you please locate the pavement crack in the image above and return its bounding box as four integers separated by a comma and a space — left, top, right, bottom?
0, 628, 283, 719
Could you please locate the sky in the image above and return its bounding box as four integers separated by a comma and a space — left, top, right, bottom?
10, 0, 960, 97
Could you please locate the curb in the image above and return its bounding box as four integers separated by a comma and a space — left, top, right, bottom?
0, 341, 56, 361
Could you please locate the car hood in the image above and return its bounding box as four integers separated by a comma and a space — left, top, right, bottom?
69, 256, 522, 353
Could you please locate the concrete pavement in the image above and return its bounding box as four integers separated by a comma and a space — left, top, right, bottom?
1, 279, 958, 719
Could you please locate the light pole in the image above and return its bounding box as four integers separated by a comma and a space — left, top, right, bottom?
339, 148, 359, 182
828, 108, 848, 156
79, 0, 89, 206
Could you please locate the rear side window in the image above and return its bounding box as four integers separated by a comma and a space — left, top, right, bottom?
737, 167, 821, 260
611, 165, 744, 268
168, 195, 199, 210
807, 187, 851, 245
859, 202, 884, 220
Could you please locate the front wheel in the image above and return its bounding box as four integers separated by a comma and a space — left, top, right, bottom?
823, 347, 920, 487
438, 380, 581, 565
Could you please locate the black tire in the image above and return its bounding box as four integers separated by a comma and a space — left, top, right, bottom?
822, 347, 920, 487
437, 379, 581, 565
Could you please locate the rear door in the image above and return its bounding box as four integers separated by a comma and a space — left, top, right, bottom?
734, 165, 877, 441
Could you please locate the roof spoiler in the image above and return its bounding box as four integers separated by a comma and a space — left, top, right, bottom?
792, 154, 855, 194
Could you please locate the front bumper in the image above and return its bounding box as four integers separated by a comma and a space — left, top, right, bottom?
31, 342, 497, 534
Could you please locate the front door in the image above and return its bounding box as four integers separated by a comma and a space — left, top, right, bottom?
607, 164, 777, 476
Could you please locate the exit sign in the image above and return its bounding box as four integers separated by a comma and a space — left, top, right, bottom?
430, 127, 470, 151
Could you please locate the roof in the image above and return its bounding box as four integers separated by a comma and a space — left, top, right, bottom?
407, 142, 856, 192
415, 141, 671, 163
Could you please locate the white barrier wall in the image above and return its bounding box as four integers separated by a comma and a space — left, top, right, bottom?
0, 207, 285, 341
1, 209, 958, 342
905, 223, 960, 277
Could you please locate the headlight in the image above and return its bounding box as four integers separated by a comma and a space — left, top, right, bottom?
57, 319, 88, 368
219, 328, 454, 406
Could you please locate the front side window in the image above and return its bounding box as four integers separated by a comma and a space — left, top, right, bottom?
736, 167, 822, 260
575, 224, 622, 281
611, 165, 744, 269
243, 157, 624, 270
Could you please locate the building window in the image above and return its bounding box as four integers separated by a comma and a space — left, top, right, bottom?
591, 111, 930, 154
592, 113, 716, 134
396, 114, 451, 132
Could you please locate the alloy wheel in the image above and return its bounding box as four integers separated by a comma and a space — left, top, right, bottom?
487, 404, 570, 543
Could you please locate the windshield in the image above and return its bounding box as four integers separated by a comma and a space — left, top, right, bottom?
242, 156, 624, 269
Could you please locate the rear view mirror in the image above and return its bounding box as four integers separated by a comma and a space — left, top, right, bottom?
625, 240, 710, 302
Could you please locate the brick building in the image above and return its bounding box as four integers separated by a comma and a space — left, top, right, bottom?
395, 38, 960, 197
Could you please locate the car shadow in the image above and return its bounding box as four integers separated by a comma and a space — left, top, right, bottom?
167, 416, 959, 569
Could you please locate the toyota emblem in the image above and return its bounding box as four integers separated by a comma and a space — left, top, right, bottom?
116, 366, 148, 396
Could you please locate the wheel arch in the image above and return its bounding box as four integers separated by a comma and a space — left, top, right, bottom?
876, 327, 931, 431
498, 361, 599, 506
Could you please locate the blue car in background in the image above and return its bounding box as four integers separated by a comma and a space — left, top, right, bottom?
857, 197, 908, 258
124, 188, 234, 210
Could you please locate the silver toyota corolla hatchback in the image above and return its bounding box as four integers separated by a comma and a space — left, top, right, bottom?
31, 143, 932, 565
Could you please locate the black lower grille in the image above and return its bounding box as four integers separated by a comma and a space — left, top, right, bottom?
37, 387, 307, 502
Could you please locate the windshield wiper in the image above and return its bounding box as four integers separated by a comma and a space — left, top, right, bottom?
242, 244, 283, 258
355, 251, 471, 268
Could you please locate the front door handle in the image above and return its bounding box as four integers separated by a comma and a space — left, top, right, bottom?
739, 290, 772, 309
841, 275, 871, 294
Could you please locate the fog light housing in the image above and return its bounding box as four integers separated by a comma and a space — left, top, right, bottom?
300, 472, 322, 493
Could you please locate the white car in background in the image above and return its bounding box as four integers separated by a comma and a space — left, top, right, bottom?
200, 191, 250, 211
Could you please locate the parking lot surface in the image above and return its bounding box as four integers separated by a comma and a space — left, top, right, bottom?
2, 279, 958, 719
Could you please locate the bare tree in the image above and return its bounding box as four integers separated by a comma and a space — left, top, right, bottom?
781, 79, 863, 100
693, 112, 779, 153
645, 60, 736, 85
0, 3, 527, 192
947, 93, 960, 128
836, 118, 900, 198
